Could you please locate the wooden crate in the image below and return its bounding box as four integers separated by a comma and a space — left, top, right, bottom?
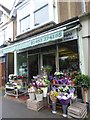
68, 102, 87, 119
27, 99, 44, 111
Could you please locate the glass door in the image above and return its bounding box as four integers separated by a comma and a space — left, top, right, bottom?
28, 54, 38, 80
43, 53, 56, 75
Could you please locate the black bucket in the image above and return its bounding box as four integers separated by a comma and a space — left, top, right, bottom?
86, 102, 89, 112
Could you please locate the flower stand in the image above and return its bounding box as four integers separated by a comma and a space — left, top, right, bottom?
51, 101, 57, 114
58, 97, 71, 117
62, 104, 68, 117
27, 99, 44, 111
50, 95, 57, 114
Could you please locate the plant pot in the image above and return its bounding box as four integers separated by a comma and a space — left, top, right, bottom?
29, 92, 35, 100
41, 87, 48, 97
51, 102, 57, 114
86, 102, 89, 112
36, 93, 43, 102
82, 88, 89, 103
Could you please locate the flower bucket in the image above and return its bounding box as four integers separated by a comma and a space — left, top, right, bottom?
36, 93, 43, 101
62, 104, 68, 117
58, 97, 71, 105
51, 102, 57, 114
50, 95, 57, 103
29, 93, 35, 100
41, 87, 48, 97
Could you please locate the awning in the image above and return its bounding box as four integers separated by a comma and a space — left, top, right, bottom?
0, 27, 64, 57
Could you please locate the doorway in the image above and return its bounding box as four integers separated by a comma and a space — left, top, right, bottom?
43, 53, 56, 75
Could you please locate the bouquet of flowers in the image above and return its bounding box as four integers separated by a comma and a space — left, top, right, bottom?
50, 89, 59, 102
9, 74, 17, 80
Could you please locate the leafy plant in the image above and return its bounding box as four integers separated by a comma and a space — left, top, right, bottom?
41, 65, 52, 75
74, 74, 90, 89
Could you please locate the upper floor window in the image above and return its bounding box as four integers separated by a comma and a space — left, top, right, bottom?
20, 15, 30, 33
0, 27, 8, 46
34, 4, 49, 26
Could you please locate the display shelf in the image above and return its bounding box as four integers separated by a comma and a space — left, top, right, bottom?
5, 87, 28, 98
5, 79, 28, 98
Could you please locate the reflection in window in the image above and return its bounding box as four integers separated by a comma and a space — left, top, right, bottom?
17, 53, 27, 77
20, 15, 30, 33
34, 5, 49, 26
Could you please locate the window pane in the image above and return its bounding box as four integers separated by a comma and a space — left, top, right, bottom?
34, 0, 48, 11
20, 15, 30, 33
34, 5, 49, 26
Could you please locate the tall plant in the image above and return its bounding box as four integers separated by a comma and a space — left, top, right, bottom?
74, 74, 90, 89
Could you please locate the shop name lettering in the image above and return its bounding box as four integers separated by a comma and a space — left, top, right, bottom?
30, 31, 63, 46
64, 30, 77, 41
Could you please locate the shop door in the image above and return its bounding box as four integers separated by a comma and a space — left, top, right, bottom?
0, 57, 6, 87
28, 54, 38, 80
43, 53, 56, 75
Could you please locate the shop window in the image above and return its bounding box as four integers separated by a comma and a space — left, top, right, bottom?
17, 53, 27, 77
34, 4, 49, 26
59, 40, 79, 73
20, 15, 30, 33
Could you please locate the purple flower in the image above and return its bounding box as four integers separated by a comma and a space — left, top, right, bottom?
70, 88, 75, 93
52, 86, 56, 91
49, 75, 53, 81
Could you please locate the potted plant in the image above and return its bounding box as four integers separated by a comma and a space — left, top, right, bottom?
74, 74, 90, 111
41, 65, 52, 76
50, 90, 59, 114
35, 88, 43, 101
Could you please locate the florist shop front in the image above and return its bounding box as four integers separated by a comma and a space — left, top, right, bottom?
16, 20, 80, 84
0, 18, 81, 85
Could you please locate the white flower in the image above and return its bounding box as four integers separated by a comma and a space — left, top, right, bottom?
54, 72, 60, 76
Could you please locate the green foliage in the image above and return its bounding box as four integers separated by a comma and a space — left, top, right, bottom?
74, 74, 90, 88
41, 65, 52, 75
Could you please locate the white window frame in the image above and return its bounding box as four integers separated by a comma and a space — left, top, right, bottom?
34, 4, 49, 26
20, 15, 30, 33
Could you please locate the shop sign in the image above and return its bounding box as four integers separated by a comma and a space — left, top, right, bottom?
30, 30, 63, 46
0, 29, 63, 55
64, 29, 78, 41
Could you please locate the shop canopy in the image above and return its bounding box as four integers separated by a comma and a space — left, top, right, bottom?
0, 27, 64, 57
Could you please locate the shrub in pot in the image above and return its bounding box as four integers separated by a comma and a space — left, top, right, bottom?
74, 74, 90, 112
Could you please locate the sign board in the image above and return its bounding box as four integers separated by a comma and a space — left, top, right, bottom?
64, 29, 78, 41
0, 28, 64, 56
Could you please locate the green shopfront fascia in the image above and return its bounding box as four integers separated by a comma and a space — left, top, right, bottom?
0, 27, 80, 82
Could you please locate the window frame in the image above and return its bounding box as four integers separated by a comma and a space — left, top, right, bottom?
34, 4, 49, 26
20, 15, 30, 33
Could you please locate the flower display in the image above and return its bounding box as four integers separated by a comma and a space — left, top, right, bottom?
54, 72, 61, 76
9, 74, 17, 80
28, 86, 36, 93
35, 88, 43, 94
32, 75, 50, 87
41, 65, 52, 76
50, 90, 59, 102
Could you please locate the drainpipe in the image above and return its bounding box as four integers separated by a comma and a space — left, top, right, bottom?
56, 44, 59, 72
82, 0, 86, 14
5, 53, 8, 82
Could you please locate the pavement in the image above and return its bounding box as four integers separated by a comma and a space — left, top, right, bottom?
0, 88, 64, 119
0, 88, 90, 119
